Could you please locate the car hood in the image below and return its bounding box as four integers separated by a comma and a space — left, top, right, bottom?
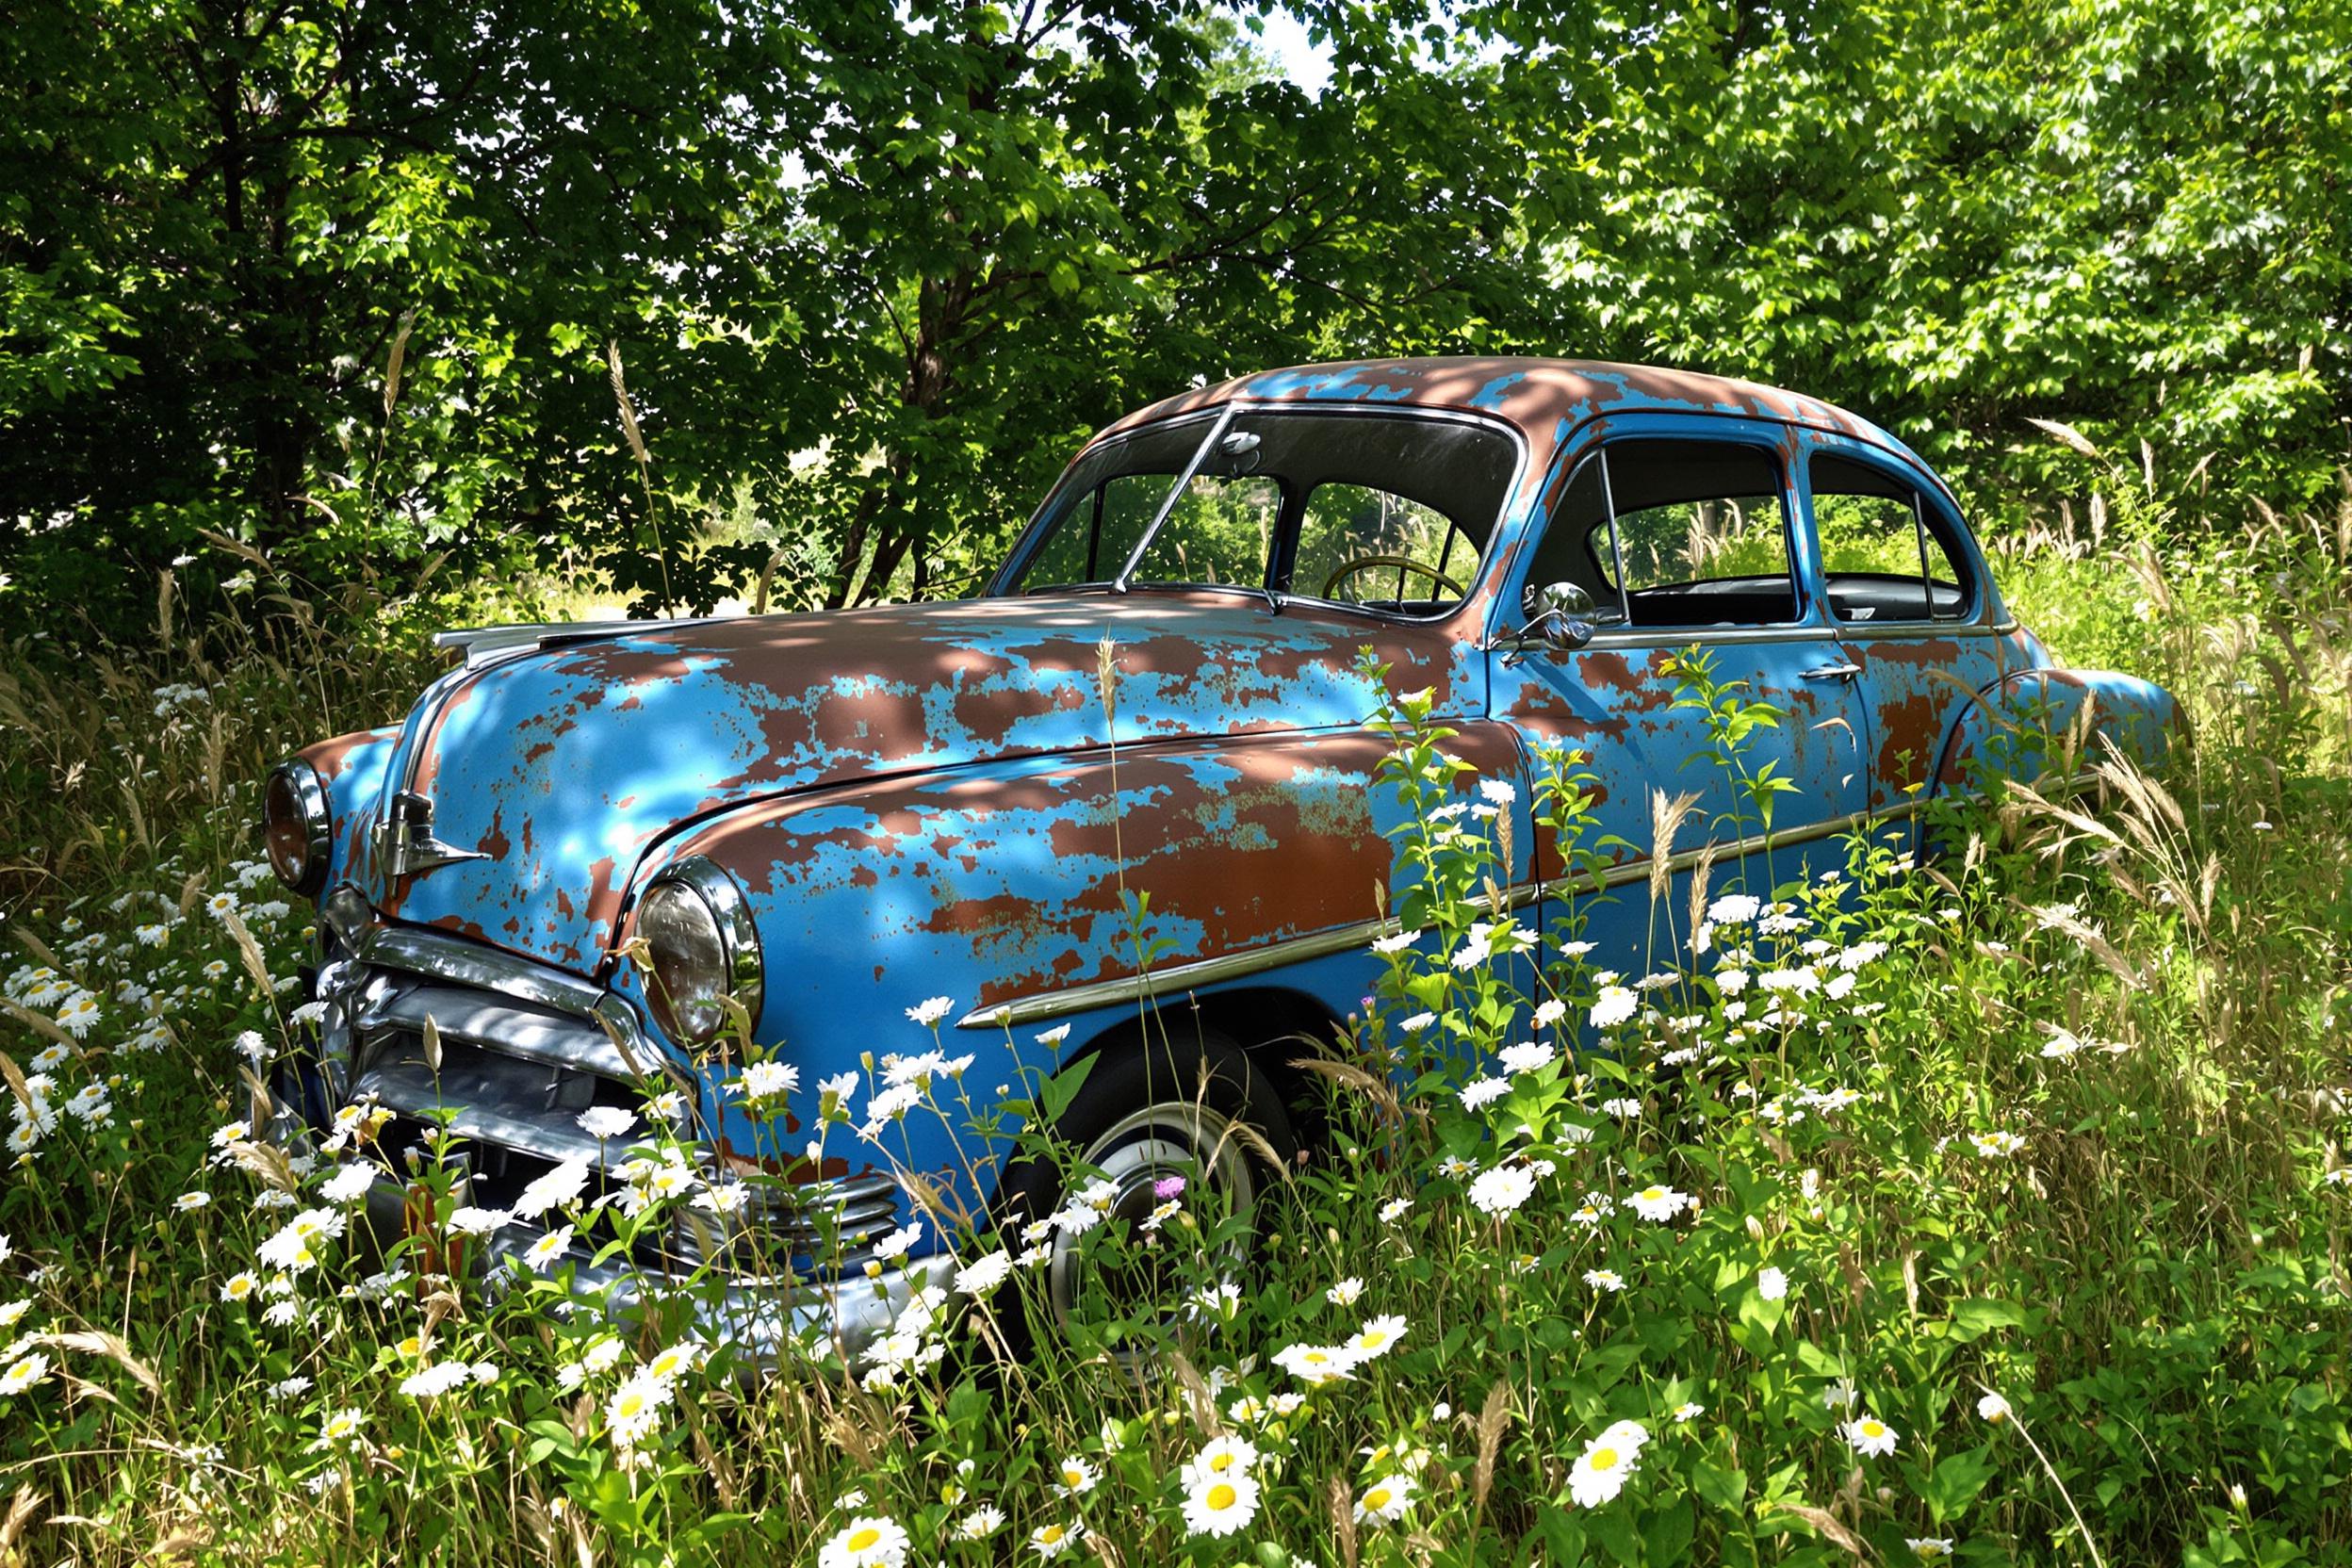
361, 592, 1477, 976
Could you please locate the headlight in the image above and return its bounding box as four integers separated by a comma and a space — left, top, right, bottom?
264, 760, 332, 895
635, 858, 762, 1047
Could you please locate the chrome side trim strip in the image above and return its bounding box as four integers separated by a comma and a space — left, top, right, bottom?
956, 805, 1926, 1029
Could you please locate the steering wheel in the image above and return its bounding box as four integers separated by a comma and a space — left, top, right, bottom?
1320, 553, 1465, 603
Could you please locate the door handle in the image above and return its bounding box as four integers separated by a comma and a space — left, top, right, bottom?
1802, 662, 1862, 682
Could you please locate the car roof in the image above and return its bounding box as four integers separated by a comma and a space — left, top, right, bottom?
1104, 355, 1937, 495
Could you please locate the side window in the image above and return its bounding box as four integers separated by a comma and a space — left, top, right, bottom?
1585, 440, 1799, 628
1129, 474, 1283, 586
1293, 484, 1468, 607
1021, 471, 1168, 588
1809, 453, 1968, 622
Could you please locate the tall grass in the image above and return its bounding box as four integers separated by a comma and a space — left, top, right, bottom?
0, 476, 2348, 1567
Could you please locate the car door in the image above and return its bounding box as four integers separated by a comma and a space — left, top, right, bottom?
1800, 435, 2007, 855
1488, 420, 1872, 978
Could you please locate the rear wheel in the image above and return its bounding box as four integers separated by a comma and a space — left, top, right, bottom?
998, 1029, 1298, 1345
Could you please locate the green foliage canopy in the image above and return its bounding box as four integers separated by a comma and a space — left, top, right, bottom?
1, 0, 2344, 642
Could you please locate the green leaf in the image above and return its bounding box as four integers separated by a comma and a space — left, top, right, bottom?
1693, 1458, 1749, 1512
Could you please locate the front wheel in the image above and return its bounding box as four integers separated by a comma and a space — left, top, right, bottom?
997, 1029, 1298, 1345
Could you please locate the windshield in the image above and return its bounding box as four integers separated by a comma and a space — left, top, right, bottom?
1000, 406, 1519, 615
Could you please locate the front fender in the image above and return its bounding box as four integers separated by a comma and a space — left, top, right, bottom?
609, 723, 1527, 1196
296, 726, 401, 894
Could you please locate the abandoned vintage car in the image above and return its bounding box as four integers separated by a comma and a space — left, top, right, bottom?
260, 356, 2177, 1353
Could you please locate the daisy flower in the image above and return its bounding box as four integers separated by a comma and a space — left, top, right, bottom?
955, 1250, 1014, 1296
1182, 1468, 1262, 1537
1459, 1076, 1509, 1111
956, 1506, 1005, 1540
817, 1516, 909, 1568
1182, 1435, 1259, 1486
1467, 1164, 1538, 1217
1498, 1040, 1556, 1074
1970, 1131, 2027, 1159
1353, 1473, 1414, 1526
1673, 1402, 1705, 1422
1327, 1277, 1364, 1306
1583, 1267, 1625, 1293
1976, 1392, 2011, 1423
1348, 1315, 1407, 1359
54, 992, 100, 1037
1029, 1520, 1084, 1559
645, 1342, 700, 1383
1568, 1429, 1642, 1507
0, 1352, 49, 1396
605, 1368, 673, 1448
1625, 1184, 1691, 1222
906, 996, 954, 1027
174, 1191, 211, 1212
1052, 1455, 1098, 1496
1590, 986, 1639, 1029
1843, 1414, 1900, 1457
313, 1408, 368, 1451
738, 1059, 798, 1103
1379, 1197, 1413, 1223
1757, 1266, 1788, 1300
577, 1105, 636, 1140
219, 1272, 260, 1302
1908, 1539, 1956, 1560
1270, 1343, 1361, 1386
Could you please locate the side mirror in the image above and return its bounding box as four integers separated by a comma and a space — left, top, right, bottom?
1523, 580, 1600, 651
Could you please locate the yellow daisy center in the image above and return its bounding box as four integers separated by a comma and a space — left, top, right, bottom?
1208, 1453, 1234, 1472
1039, 1526, 1065, 1544
1208, 1482, 1236, 1511
1365, 1487, 1392, 1510
1592, 1446, 1620, 1470
1063, 1466, 1084, 1486
1361, 1331, 1391, 1349
846, 1527, 880, 1551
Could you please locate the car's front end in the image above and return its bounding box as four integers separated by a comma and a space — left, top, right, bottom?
259, 693, 954, 1365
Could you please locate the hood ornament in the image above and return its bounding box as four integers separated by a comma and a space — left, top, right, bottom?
374, 791, 490, 879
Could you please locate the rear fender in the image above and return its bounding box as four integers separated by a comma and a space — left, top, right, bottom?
1932, 667, 2180, 801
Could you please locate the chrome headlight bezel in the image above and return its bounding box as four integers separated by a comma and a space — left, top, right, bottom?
264, 760, 333, 896
634, 857, 764, 1047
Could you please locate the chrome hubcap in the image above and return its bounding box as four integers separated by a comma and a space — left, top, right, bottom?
1046, 1100, 1255, 1327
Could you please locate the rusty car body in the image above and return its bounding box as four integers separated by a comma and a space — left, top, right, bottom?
260, 356, 2177, 1354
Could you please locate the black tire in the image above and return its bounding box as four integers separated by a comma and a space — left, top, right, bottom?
990, 1026, 1298, 1353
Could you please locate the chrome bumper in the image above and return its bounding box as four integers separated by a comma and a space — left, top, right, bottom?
349, 1174, 952, 1364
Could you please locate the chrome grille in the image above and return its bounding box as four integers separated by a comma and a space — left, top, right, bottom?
305, 925, 899, 1280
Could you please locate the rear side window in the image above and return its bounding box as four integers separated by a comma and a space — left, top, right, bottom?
1809, 453, 1968, 622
